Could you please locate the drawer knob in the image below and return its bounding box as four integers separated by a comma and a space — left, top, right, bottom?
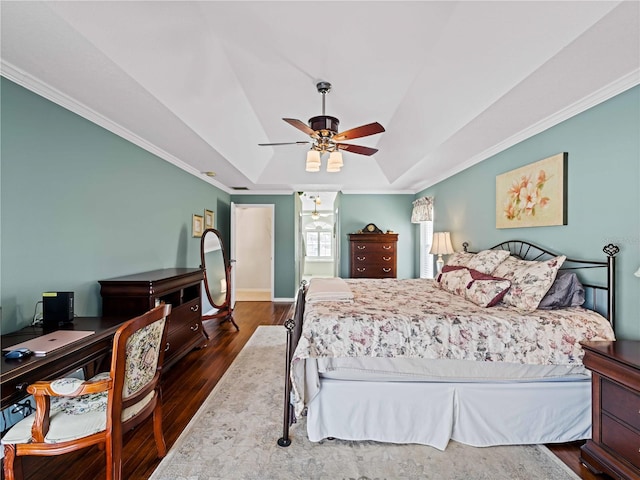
190, 324, 200, 332
383, 268, 391, 273
357, 256, 366, 261
164, 342, 170, 352
357, 268, 366, 272
383, 256, 391, 261
190, 304, 200, 312
357, 245, 366, 250
382, 245, 392, 250
16, 382, 29, 392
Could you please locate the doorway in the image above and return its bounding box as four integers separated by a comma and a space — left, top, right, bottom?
230, 203, 274, 302
298, 192, 339, 282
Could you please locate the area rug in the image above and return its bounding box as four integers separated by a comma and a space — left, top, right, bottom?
150, 326, 580, 480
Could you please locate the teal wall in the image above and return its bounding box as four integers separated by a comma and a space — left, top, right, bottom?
416, 86, 640, 340
339, 194, 416, 279
230, 194, 296, 299
3, 76, 637, 339
1, 78, 230, 333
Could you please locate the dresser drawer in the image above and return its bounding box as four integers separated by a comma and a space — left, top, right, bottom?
602, 378, 640, 431
351, 265, 395, 278
351, 243, 396, 255
602, 413, 640, 469
352, 253, 395, 265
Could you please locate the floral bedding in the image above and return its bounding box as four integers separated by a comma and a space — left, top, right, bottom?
291, 278, 615, 414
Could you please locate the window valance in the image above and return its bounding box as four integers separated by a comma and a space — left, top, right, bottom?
411, 196, 434, 223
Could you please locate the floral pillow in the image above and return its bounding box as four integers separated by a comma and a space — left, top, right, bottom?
492, 255, 566, 311
436, 266, 511, 307
445, 251, 474, 268
436, 266, 470, 297
465, 269, 512, 307
466, 249, 510, 274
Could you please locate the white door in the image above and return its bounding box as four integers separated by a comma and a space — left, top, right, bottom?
230, 202, 237, 308
231, 204, 274, 302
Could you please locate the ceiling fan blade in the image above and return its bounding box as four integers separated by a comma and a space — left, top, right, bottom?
332, 122, 385, 142
258, 141, 310, 146
336, 143, 379, 156
283, 118, 319, 138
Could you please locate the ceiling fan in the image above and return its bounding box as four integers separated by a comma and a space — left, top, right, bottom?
302, 195, 332, 219
258, 82, 385, 163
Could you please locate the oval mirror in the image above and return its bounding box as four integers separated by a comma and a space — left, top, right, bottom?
200, 228, 238, 330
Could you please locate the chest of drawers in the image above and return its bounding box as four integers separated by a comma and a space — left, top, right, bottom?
580, 340, 640, 480
348, 233, 398, 278
99, 268, 207, 370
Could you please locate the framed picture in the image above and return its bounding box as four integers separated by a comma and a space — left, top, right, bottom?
192, 214, 204, 237
204, 209, 214, 229
496, 152, 567, 229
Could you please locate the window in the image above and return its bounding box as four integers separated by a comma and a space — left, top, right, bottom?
419, 221, 434, 278
306, 231, 333, 258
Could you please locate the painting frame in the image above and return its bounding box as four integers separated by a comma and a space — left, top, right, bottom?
192, 214, 204, 238
496, 152, 567, 229
204, 209, 214, 229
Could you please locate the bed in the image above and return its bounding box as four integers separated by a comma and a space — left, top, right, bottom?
277, 240, 620, 450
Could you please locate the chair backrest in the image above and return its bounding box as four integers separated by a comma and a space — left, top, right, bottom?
107, 304, 171, 421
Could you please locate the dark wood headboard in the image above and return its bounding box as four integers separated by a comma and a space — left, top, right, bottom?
463, 240, 619, 328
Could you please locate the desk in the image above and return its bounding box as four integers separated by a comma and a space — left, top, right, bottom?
1, 317, 126, 406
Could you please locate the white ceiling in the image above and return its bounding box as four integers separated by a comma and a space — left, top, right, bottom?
2, 1, 639, 195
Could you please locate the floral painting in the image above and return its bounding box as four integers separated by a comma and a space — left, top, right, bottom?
496, 153, 567, 228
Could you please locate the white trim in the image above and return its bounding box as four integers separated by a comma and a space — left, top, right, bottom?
4, 58, 636, 196
1, 61, 232, 194
412, 70, 640, 192
273, 297, 295, 303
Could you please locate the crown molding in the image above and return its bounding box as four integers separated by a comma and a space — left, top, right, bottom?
412, 69, 640, 193
1, 60, 233, 195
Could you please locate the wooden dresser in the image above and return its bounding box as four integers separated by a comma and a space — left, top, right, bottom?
348, 233, 398, 278
99, 268, 207, 370
580, 340, 640, 480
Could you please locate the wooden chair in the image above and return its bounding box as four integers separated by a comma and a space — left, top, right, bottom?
2, 304, 171, 480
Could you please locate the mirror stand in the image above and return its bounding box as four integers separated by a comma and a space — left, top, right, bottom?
200, 228, 239, 331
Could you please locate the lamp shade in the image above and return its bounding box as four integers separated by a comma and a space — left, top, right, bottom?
326, 151, 343, 172
306, 150, 321, 172
429, 232, 454, 255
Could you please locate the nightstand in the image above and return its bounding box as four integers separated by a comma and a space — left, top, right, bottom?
580, 340, 640, 480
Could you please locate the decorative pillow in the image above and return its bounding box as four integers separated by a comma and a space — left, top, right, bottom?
435, 266, 471, 297
465, 269, 512, 307
436, 266, 511, 307
445, 251, 474, 268
537, 271, 585, 309
465, 249, 510, 274
492, 255, 566, 311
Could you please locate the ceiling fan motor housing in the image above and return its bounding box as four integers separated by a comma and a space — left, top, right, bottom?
308, 115, 339, 136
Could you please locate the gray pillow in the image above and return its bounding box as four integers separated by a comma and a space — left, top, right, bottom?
537, 271, 585, 309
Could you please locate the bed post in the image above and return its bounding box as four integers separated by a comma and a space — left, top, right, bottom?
603, 243, 619, 330
277, 281, 306, 447
277, 317, 296, 447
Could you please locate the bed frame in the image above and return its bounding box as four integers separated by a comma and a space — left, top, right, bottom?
277, 240, 619, 447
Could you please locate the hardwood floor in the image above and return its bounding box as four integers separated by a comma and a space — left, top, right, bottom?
5, 301, 611, 480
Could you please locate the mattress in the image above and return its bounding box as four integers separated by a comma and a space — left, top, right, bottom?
316, 356, 590, 382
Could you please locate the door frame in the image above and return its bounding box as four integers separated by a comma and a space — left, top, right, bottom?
230, 203, 275, 303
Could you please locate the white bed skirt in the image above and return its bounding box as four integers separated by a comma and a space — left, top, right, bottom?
306, 378, 592, 451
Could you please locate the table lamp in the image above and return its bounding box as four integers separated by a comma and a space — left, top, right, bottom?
430, 232, 454, 273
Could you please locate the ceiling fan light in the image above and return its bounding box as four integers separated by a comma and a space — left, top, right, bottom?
326, 163, 341, 173
306, 150, 321, 172
306, 150, 321, 164
328, 151, 343, 167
